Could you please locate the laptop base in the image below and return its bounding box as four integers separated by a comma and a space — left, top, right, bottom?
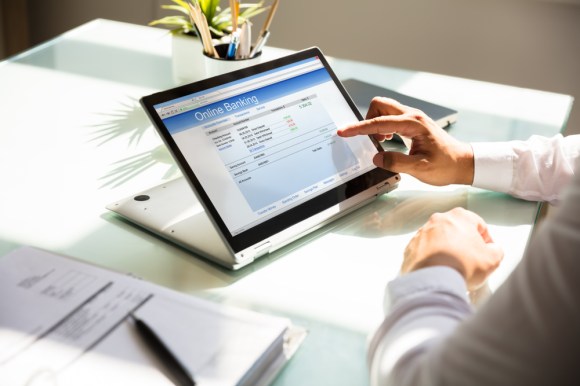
106, 178, 243, 269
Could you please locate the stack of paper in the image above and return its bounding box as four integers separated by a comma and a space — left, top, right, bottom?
0, 247, 305, 386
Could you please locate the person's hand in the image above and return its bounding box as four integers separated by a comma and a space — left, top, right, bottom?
337, 97, 474, 186
403, 207, 503, 290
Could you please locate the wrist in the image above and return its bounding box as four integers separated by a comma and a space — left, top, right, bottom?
389, 266, 469, 306
455, 143, 475, 185
406, 253, 467, 281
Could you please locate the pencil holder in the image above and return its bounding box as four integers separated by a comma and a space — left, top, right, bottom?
203, 44, 262, 78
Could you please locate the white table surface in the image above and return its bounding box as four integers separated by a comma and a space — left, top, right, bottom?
0, 19, 573, 386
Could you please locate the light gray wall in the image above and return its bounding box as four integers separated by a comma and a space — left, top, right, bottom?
265, 0, 580, 135
25, 0, 580, 134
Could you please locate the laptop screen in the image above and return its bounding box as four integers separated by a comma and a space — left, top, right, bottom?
142, 48, 396, 252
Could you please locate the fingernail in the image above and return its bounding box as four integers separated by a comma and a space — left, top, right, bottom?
372, 153, 382, 167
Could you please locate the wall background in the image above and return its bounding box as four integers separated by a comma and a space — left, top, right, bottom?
265, 0, 580, 134
5, 0, 579, 134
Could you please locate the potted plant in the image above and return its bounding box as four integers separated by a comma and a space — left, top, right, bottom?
150, 0, 267, 39
151, 0, 268, 83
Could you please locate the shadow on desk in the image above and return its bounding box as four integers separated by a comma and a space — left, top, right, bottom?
333, 188, 538, 239
100, 211, 307, 289
86, 95, 180, 188
98, 187, 538, 292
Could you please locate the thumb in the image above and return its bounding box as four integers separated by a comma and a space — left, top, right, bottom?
373, 151, 417, 174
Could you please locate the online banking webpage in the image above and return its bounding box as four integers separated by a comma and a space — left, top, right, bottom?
155, 57, 378, 236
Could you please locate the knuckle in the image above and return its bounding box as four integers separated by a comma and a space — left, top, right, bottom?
372, 96, 396, 106
370, 96, 386, 105
409, 110, 427, 122
429, 212, 445, 222
450, 207, 467, 215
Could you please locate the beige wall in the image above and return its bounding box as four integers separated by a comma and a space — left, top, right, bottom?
22, 0, 580, 134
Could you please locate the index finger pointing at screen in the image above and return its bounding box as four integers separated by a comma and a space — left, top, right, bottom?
337, 114, 424, 138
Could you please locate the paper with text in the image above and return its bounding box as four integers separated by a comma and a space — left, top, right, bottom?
0, 247, 297, 386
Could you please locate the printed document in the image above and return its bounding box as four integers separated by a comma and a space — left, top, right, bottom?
0, 247, 302, 386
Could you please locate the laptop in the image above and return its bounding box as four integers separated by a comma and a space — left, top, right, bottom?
107, 47, 400, 270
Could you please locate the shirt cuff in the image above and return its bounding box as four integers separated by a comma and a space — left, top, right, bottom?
385, 267, 468, 312
471, 142, 516, 194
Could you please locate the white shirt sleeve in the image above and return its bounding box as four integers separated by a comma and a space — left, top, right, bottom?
471, 134, 580, 204
369, 163, 580, 386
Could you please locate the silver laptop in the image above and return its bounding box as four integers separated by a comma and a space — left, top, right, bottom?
107, 47, 400, 270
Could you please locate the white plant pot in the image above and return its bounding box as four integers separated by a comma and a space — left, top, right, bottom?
171, 33, 205, 84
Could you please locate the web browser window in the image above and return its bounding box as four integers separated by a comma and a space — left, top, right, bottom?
154, 56, 378, 236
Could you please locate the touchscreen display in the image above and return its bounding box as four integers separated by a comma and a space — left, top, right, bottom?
153, 56, 378, 236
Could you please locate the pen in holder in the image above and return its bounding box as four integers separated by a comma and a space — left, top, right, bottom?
203, 43, 263, 78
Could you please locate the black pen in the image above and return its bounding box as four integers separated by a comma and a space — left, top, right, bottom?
130, 314, 196, 386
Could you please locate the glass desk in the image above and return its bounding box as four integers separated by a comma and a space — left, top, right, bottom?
0, 19, 573, 386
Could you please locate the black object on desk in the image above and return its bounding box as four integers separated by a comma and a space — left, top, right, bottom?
342, 78, 458, 130
131, 314, 196, 386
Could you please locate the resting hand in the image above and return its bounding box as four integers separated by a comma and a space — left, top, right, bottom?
337, 97, 474, 186
403, 207, 503, 290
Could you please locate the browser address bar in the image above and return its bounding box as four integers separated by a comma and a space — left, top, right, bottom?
158, 60, 323, 116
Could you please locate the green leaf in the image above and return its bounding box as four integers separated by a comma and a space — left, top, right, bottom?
149, 15, 188, 26
239, 6, 268, 20
171, 0, 191, 9
208, 25, 225, 37
161, 5, 190, 15
201, 0, 221, 25
239, 1, 267, 20
239, 2, 265, 9
151, 0, 267, 34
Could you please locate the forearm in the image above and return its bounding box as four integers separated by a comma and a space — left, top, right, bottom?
471, 134, 580, 204
370, 167, 580, 386
368, 267, 472, 386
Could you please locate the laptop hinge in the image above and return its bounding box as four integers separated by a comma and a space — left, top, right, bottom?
252, 240, 272, 258
376, 175, 400, 194
235, 240, 273, 264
